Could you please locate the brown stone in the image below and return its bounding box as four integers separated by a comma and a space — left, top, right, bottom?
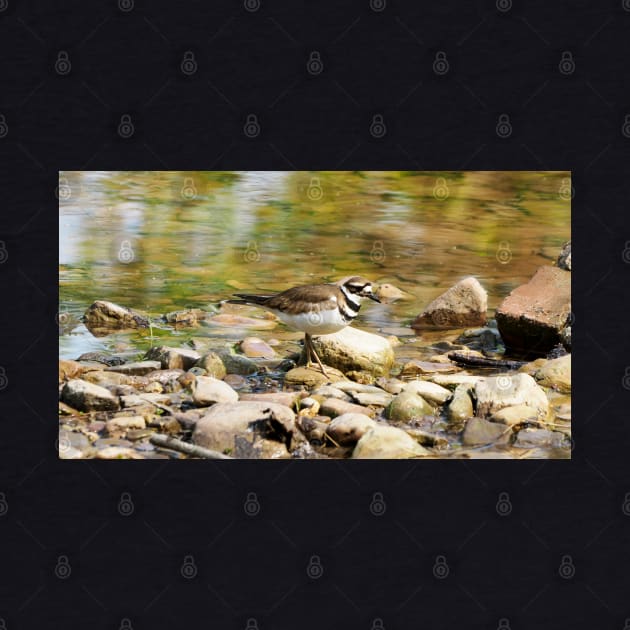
495, 266, 571, 353
319, 397, 376, 418
411, 277, 487, 330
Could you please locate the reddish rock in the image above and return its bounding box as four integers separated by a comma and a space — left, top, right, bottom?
495, 266, 570, 353
411, 277, 487, 330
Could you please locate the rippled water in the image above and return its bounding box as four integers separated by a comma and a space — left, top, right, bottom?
59, 170, 570, 360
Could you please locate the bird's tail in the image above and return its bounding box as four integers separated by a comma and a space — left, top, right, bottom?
226, 293, 272, 306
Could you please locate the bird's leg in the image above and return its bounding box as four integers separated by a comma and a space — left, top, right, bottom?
306, 333, 328, 377
303, 334, 313, 368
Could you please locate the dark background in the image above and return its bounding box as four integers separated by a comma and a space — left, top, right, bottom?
1, 0, 629, 628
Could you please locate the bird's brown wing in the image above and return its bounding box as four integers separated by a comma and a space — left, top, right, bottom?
261, 284, 340, 314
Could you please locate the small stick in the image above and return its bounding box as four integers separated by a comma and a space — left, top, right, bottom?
150, 434, 233, 459
447, 352, 526, 370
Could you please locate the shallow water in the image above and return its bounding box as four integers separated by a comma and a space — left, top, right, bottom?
59, 170, 570, 360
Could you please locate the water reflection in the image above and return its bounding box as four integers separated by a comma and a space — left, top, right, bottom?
59, 171, 570, 359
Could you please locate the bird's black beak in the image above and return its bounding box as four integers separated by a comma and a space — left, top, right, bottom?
367, 292, 381, 303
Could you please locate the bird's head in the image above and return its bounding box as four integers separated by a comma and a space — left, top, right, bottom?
337, 276, 381, 302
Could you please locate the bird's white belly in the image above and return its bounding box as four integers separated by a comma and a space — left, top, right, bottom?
273, 307, 350, 335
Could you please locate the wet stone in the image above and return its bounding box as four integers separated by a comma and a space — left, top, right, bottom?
145, 346, 201, 370
84, 300, 150, 335
191, 376, 238, 406
447, 384, 474, 423
386, 391, 434, 422
284, 366, 347, 389
462, 417, 510, 446
326, 413, 377, 446
402, 380, 452, 405
353, 425, 429, 459
239, 337, 276, 358
513, 428, 570, 449
194, 352, 227, 379
411, 277, 487, 330
76, 352, 126, 366
239, 391, 301, 407
61, 379, 120, 412
105, 361, 162, 376
320, 397, 376, 419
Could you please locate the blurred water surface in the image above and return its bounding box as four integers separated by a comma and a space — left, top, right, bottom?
59, 170, 570, 359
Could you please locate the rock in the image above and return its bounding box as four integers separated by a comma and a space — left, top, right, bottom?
224, 374, 247, 389
297, 414, 330, 443
239, 337, 276, 358
513, 428, 571, 449
474, 373, 549, 420
145, 369, 185, 385
557, 241, 571, 271
120, 392, 173, 408
490, 405, 540, 426
320, 398, 376, 418
447, 384, 474, 423
83, 370, 144, 387
402, 380, 452, 405
533, 354, 571, 394
352, 391, 394, 407
298, 397, 320, 415
375, 283, 406, 303
146, 416, 182, 434
106, 416, 146, 438
352, 425, 429, 459
217, 351, 259, 375
94, 437, 133, 449
456, 327, 502, 353
326, 381, 382, 394
400, 360, 457, 377
326, 413, 377, 445
411, 277, 487, 329
84, 300, 150, 335
462, 417, 510, 446
194, 352, 227, 379
311, 385, 352, 401
239, 392, 302, 407
59, 359, 90, 382
495, 266, 571, 353
76, 352, 126, 366
375, 377, 405, 394
96, 446, 144, 459
342, 371, 376, 384
203, 314, 277, 330
233, 437, 290, 459
61, 379, 120, 412
192, 401, 297, 454
58, 429, 95, 459
191, 376, 238, 406
105, 361, 162, 376
386, 391, 434, 422
284, 366, 346, 388
428, 373, 483, 388
310, 327, 395, 377
145, 346, 200, 370
143, 381, 163, 394
164, 308, 206, 325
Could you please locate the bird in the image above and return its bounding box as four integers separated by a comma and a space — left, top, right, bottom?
227, 276, 381, 376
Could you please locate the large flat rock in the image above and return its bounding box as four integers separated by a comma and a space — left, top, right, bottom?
310, 327, 395, 377
495, 266, 570, 353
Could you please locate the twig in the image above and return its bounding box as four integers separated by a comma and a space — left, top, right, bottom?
150, 434, 233, 459
447, 352, 526, 370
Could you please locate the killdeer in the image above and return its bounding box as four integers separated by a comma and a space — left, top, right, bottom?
227, 276, 380, 376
